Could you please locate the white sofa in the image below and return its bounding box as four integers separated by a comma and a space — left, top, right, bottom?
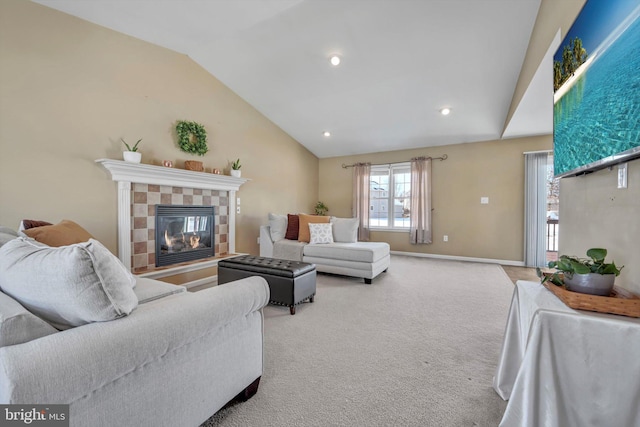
259, 215, 390, 284
0, 226, 269, 427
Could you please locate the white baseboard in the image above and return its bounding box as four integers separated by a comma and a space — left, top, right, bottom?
390, 250, 526, 267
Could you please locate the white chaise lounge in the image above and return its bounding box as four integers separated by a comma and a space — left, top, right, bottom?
259, 215, 390, 284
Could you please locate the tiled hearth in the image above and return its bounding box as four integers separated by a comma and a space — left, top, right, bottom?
130, 183, 229, 272
96, 159, 248, 272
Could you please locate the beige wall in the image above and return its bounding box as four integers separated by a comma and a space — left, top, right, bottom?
559, 162, 640, 293
319, 135, 551, 262
0, 0, 318, 256
504, 0, 585, 131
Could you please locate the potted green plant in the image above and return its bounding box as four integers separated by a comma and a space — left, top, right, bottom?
230, 159, 241, 177
537, 247, 623, 296
314, 201, 329, 216
121, 138, 142, 163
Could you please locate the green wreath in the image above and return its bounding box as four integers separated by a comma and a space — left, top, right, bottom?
176, 120, 208, 156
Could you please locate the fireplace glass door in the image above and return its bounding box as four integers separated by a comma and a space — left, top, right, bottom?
155, 205, 215, 267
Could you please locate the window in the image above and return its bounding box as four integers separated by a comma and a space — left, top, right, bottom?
369, 163, 411, 229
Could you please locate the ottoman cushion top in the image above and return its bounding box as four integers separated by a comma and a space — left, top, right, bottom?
219, 255, 315, 278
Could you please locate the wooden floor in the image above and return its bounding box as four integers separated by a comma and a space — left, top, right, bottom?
501, 265, 540, 284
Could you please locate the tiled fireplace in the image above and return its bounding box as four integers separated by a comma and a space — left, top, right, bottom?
96, 159, 248, 273
154, 204, 216, 267
131, 185, 226, 272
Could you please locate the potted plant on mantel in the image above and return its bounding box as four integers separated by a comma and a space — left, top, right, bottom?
121, 138, 142, 163
230, 158, 241, 177
537, 248, 623, 296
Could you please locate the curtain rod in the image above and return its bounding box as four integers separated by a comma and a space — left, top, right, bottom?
341, 154, 448, 169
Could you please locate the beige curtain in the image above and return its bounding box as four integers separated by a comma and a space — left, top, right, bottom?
352, 163, 370, 242
410, 157, 432, 244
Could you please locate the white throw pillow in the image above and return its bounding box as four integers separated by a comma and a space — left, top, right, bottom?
0, 238, 138, 330
309, 223, 334, 244
268, 213, 287, 242
0, 291, 58, 347
330, 217, 359, 243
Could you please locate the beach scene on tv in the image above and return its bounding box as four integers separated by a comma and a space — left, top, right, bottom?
553, 0, 640, 177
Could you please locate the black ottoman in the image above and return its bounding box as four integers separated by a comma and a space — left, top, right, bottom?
218, 255, 316, 315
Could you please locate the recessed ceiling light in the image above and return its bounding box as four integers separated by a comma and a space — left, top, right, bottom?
329, 55, 341, 66
440, 107, 451, 116
323, 131, 331, 137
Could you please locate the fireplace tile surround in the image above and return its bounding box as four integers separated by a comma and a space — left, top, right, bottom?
96, 159, 248, 272
131, 183, 228, 272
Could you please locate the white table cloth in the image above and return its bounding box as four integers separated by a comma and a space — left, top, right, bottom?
493, 280, 640, 427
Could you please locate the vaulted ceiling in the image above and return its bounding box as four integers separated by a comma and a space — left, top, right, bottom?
35, 0, 552, 158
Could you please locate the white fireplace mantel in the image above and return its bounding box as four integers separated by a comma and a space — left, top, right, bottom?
96, 159, 249, 269
96, 159, 249, 191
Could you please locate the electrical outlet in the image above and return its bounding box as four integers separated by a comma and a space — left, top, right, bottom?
481, 197, 489, 204
443, 235, 448, 242
618, 163, 628, 189
236, 206, 241, 214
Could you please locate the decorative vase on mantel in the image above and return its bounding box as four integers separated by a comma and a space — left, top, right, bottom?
230, 169, 241, 178
123, 151, 142, 163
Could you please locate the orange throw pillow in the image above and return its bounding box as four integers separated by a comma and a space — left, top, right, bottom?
298, 213, 330, 243
23, 220, 94, 247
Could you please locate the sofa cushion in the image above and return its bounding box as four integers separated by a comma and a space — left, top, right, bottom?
21, 219, 93, 247
303, 242, 390, 263
285, 214, 299, 240
330, 217, 359, 243
134, 277, 186, 304
303, 254, 390, 272
0, 291, 58, 347
268, 213, 287, 242
298, 213, 330, 243
309, 223, 334, 244
0, 237, 138, 330
0, 226, 18, 248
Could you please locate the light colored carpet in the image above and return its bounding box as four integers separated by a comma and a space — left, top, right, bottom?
201, 255, 514, 427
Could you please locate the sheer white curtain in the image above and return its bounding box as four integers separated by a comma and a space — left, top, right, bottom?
410, 157, 432, 244
524, 152, 548, 267
352, 163, 370, 242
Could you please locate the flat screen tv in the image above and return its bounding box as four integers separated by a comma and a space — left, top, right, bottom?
553, 0, 640, 178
